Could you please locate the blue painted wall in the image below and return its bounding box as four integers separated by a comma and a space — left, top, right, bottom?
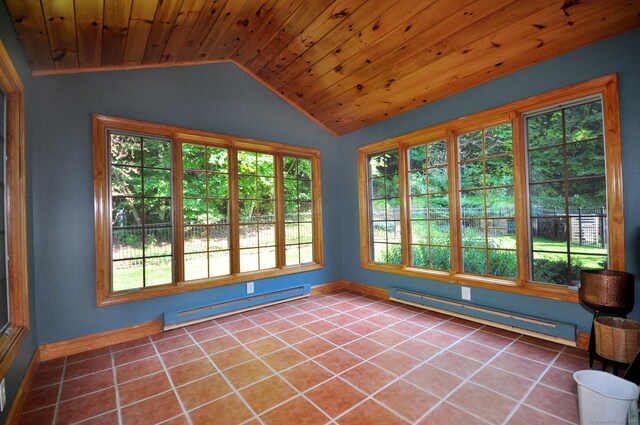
28, 63, 344, 344
0, 1, 39, 421
337, 28, 640, 334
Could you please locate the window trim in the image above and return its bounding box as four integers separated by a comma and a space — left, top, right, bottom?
0, 41, 29, 379
94, 115, 323, 306
357, 74, 623, 303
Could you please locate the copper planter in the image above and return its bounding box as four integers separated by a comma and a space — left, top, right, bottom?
579, 270, 635, 315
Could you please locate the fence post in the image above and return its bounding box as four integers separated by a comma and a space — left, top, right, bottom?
578, 207, 582, 246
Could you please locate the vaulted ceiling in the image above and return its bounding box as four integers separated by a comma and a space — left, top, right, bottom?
5, 0, 640, 135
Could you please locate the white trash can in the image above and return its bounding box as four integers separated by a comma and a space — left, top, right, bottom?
574, 370, 639, 425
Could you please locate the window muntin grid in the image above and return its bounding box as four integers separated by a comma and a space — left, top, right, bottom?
110, 132, 173, 291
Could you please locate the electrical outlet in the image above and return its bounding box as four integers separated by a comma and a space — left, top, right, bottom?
246, 281, 254, 294
461, 286, 471, 301
0, 378, 6, 411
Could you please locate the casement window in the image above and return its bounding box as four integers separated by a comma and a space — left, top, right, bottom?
0, 41, 29, 379
94, 116, 323, 306
525, 97, 609, 286
358, 75, 623, 302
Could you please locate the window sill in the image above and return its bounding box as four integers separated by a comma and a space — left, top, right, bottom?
361, 261, 579, 303
98, 263, 323, 306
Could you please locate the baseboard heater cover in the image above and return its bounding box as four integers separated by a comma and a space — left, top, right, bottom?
388, 287, 576, 344
163, 284, 311, 330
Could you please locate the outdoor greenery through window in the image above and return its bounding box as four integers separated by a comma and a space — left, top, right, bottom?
368, 151, 401, 264
526, 97, 608, 286
409, 140, 451, 271
357, 75, 624, 301
110, 133, 173, 291
182, 144, 230, 280
284, 156, 314, 266
458, 124, 517, 279
94, 115, 323, 305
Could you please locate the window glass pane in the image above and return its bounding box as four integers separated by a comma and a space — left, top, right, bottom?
110, 133, 173, 291
283, 155, 315, 266
182, 144, 206, 170
208, 173, 228, 198
463, 248, 486, 275
428, 167, 448, 193
144, 139, 171, 168
527, 110, 563, 149
208, 147, 228, 172
458, 124, 515, 278
459, 131, 482, 161
210, 251, 230, 277
369, 150, 402, 265
529, 146, 564, 182
485, 156, 513, 187
237, 150, 278, 271
409, 145, 426, 170
111, 135, 141, 166
428, 140, 448, 166
526, 98, 607, 286
488, 250, 517, 278
460, 161, 483, 190
485, 124, 513, 156
182, 143, 231, 280
566, 140, 605, 178
408, 140, 451, 270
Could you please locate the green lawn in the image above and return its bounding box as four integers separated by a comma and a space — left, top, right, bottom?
112, 244, 313, 292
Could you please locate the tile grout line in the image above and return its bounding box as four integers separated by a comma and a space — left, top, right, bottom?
500, 346, 577, 425
38, 291, 587, 425
184, 328, 268, 425
109, 347, 124, 425
149, 337, 195, 425
215, 314, 336, 424
50, 356, 67, 425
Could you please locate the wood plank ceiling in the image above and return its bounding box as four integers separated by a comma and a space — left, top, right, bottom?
5, 0, 640, 135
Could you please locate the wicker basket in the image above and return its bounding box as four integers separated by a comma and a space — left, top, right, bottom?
594, 316, 640, 363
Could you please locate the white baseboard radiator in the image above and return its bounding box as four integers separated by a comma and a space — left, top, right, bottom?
388, 287, 576, 345
163, 284, 311, 330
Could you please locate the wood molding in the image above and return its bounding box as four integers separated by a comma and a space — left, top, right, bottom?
5, 348, 40, 425
576, 331, 590, 351
341, 281, 389, 300
39, 320, 163, 361
310, 281, 345, 295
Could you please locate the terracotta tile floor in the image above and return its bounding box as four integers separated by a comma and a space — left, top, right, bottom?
20, 291, 595, 424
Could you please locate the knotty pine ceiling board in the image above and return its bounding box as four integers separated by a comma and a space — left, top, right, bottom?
5, 0, 640, 135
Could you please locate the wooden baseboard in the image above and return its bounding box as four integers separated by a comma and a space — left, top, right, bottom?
310, 281, 345, 295
341, 281, 389, 299
39, 320, 163, 361
5, 348, 40, 425
576, 331, 589, 351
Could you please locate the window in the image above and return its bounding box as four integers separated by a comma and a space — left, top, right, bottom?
368, 150, 401, 264
526, 97, 608, 286
408, 140, 451, 271
0, 41, 29, 379
283, 156, 315, 266
358, 75, 623, 302
110, 133, 173, 291
94, 116, 323, 305
458, 124, 516, 279
182, 143, 230, 279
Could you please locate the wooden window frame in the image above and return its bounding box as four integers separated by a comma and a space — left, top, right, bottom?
358, 75, 623, 303
0, 41, 29, 379
94, 115, 324, 306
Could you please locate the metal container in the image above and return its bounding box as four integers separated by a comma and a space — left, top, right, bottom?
579, 270, 635, 314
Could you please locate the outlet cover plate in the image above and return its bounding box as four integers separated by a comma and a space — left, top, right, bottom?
246, 281, 254, 294
461, 286, 471, 301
